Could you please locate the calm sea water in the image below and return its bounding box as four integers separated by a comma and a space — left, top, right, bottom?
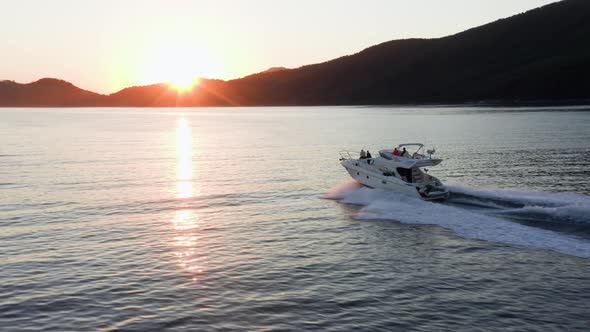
1, 106, 590, 331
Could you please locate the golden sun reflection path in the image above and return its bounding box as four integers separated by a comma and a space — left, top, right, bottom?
172, 117, 205, 281
176, 118, 193, 199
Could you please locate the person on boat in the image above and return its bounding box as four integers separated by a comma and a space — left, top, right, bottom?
401, 148, 409, 157
360, 149, 366, 159
366, 150, 372, 158
393, 148, 400, 156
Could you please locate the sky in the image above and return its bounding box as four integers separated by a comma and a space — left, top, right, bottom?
0, 0, 557, 94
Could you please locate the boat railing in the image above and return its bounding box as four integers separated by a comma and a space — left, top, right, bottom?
339, 150, 358, 161
340, 150, 379, 160
340, 151, 381, 173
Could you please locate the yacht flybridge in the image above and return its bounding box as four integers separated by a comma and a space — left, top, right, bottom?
339, 143, 450, 201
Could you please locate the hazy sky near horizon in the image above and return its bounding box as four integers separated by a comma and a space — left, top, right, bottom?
1, 0, 557, 94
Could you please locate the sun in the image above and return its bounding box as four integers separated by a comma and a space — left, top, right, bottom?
141, 42, 220, 93
159, 60, 200, 92
169, 76, 200, 92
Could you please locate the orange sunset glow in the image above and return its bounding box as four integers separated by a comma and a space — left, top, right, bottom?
106, 36, 228, 94
142, 43, 212, 92
0, 0, 556, 94
1, 0, 589, 331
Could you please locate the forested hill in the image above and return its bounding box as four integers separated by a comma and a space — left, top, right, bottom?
0, 79, 105, 107
224, 0, 590, 105
1, 0, 589, 107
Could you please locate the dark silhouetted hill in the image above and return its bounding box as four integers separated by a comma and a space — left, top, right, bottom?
259, 67, 289, 74
222, 0, 590, 105
1, 0, 589, 107
0, 78, 106, 106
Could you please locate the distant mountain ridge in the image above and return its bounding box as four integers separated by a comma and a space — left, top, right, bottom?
1, 0, 589, 107
259, 67, 289, 74
0, 78, 105, 106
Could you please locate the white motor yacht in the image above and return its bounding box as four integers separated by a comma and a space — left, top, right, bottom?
340, 143, 450, 201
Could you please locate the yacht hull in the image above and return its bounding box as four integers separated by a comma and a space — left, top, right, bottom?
342, 160, 449, 201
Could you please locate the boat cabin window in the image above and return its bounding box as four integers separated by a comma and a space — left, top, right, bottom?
379, 166, 395, 177
396, 167, 426, 183
396, 167, 412, 183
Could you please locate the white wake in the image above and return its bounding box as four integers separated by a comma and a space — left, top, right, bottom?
324, 181, 590, 259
